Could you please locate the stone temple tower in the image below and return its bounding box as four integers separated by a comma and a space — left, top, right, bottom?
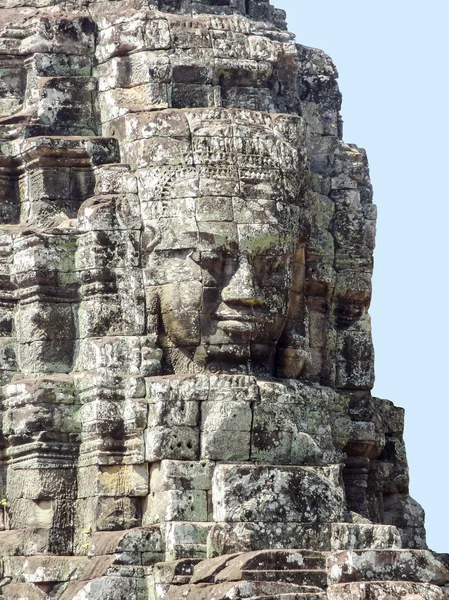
0, 0, 447, 598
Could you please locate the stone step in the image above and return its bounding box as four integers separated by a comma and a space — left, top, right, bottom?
214, 550, 327, 583
241, 570, 327, 589
327, 550, 449, 586
244, 594, 326, 600
165, 583, 213, 600
165, 581, 323, 600
154, 558, 204, 585
191, 553, 242, 584
85, 527, 165, 567
88, 526, 162, 558
208, 581, 322, 600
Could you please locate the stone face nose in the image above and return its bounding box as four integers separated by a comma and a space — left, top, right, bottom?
220, 256, 262, 306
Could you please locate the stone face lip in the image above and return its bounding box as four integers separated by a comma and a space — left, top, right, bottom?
0, 0, 446, 597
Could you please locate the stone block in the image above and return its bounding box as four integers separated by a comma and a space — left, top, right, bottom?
0, 339, 17, 374
76, 336, 143, 373
142, 490, 208, 525
6, 467, 76, 500
88, 527, 163, 557
76, 497, 140, 532
208, 375, 259, 403
145, 426, 200, 461
327, 582, 446, 600
153, 557, 202, 587
17, 340, 74, 374
3, 584, 48, 600
94, 164, 138, 195
0, 528, 63, 557
150, 460, 214, 492
172, 83, 216, 109
195, 196, 234, 222
123, 137, 190, 170
170, 21, 213, 50
12, 231, 75, 278
3, 555, 87, 583
201, 428, 250, 461
79, 398, 132, 439
207, 522, 332, 557
148, 396, 199, 428
146, 376, 208, 411
253, 381, 349, 464
77, 464, 149, 498
327, 550, 449, 586
64, 576, 139, 600
382, 494, 425, 531
212, 464, 345, 523
36, 76, 98, 135
200, 400, 251, 460
77, 289, 145, 340
99, 84, 169, 122
163, 522, 212, 560
96, 53, 171, 91
143, 251, 202, 285
251, 400, 334, 465
15, 302, 74, 344
213, 549, 326, 581
8, 499, 55, 529
97, 16, 169, 60
75, 370, 145, 402
78, 194, 141, 232
76, 229, 140, 270
144, 18, 171, 50
174, 579, 321, 600
330, 523, 402, 551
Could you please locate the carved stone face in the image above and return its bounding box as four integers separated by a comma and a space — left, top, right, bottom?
155, 181, 300, 365
142, 110, 307, 374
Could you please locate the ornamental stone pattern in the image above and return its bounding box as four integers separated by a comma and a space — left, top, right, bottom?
0, 0, 447, 599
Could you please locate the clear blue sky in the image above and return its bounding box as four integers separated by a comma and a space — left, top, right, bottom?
274, 0, 449, 552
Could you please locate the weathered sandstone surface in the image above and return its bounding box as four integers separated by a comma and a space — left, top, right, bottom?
0, 0, 446, 598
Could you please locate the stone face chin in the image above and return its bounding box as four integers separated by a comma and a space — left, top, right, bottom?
0, 0, 446, 599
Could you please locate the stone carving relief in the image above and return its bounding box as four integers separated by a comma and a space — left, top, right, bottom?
0, 1, 446, 599
140, 109, 309, 377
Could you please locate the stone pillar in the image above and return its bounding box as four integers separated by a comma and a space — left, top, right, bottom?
74, 163, 158, 548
